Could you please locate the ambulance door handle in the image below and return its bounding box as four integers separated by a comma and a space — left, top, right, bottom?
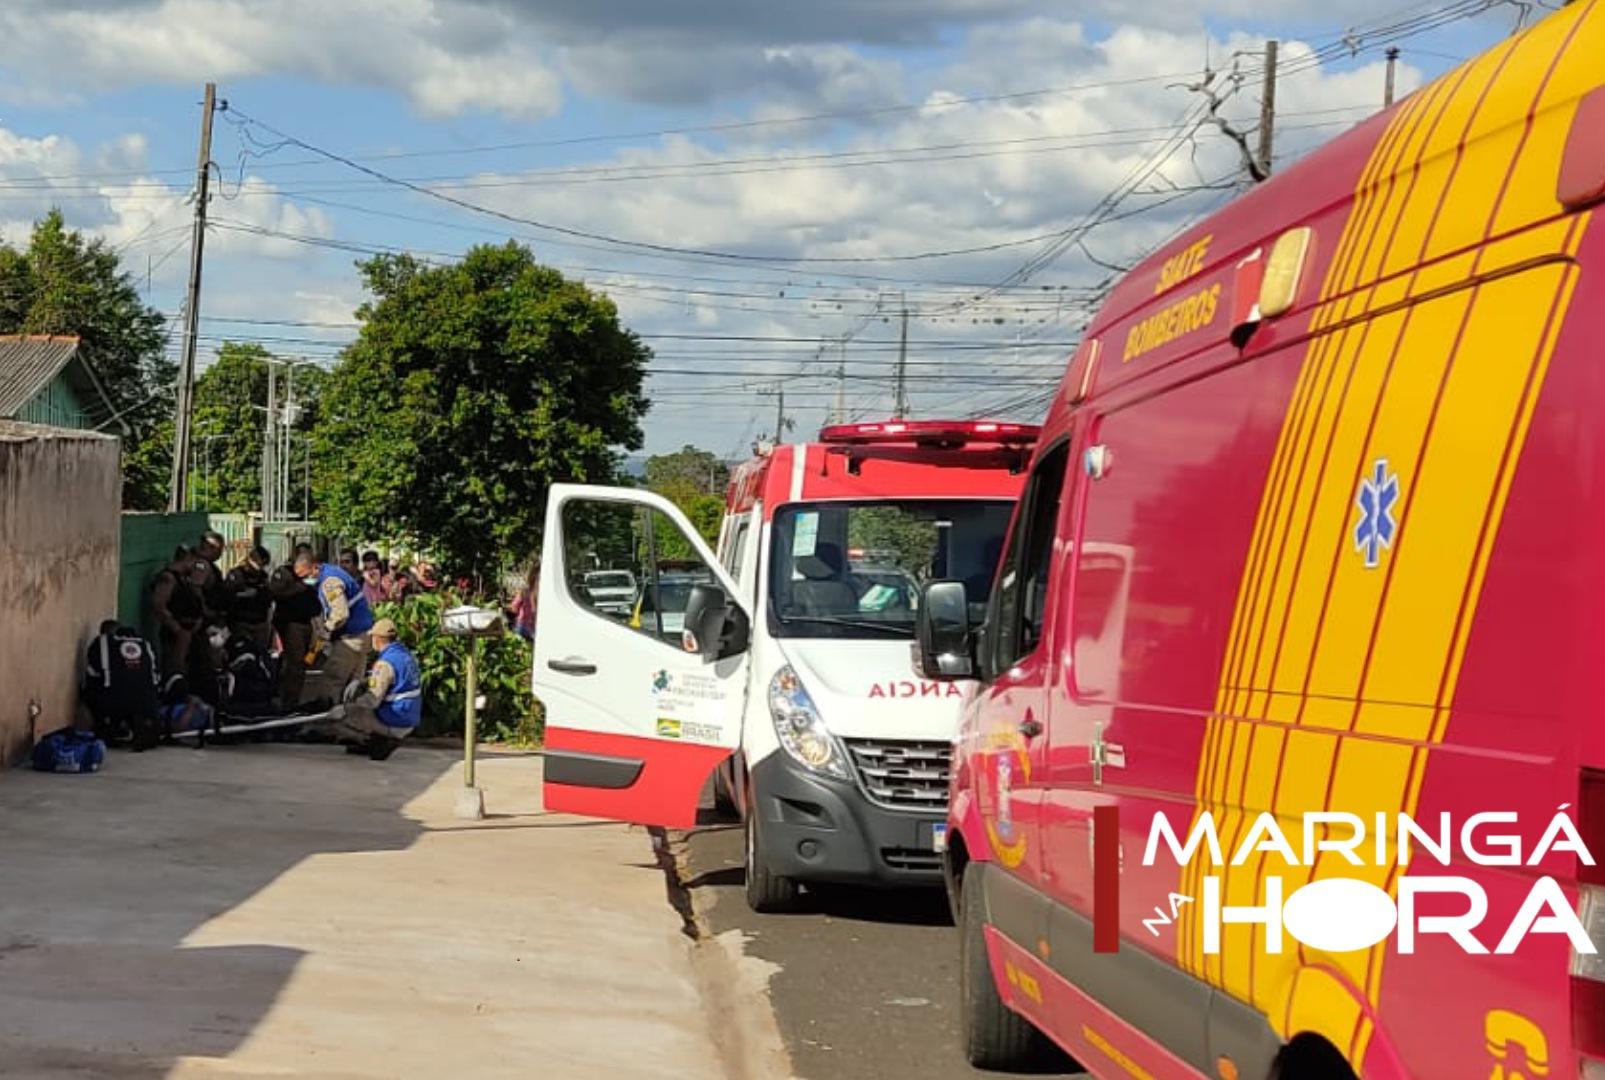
548, 658, 598, 676
1019, 717, 1043, 739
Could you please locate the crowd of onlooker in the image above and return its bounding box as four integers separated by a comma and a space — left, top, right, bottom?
335, 546, 441, 611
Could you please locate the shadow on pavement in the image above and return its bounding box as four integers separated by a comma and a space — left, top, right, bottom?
0, 744, 451, 1078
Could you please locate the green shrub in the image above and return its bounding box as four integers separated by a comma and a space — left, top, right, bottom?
375, 593, 543, 745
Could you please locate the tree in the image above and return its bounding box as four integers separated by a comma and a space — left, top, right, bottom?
643, 445, 728, 559
849, 506, 940, 578
314, 243, 649, 578
0, 211, 172, 508
188, 343, 327, 514
644, 445, 728, 498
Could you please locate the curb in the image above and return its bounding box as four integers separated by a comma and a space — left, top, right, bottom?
653, 826, 794, 1080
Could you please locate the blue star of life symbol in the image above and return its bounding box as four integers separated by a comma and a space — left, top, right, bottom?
1353, 458, 1400, 569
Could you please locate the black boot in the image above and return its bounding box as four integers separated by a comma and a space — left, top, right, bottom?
345, 740, 370, 755
367, 735, 400, 761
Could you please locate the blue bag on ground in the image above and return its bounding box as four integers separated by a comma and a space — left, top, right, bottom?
31, 728, 106, 774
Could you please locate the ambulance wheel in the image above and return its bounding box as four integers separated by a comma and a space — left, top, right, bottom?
960, 865, 1049, 1070
744, 808, 798, 913
1268, 1034, 1358, 1080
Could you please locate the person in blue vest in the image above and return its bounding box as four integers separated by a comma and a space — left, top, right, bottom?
293, 551, 376, 704
329, 618, 420, 760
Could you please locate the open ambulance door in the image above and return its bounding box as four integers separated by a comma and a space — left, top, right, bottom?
534, 484, 750, 829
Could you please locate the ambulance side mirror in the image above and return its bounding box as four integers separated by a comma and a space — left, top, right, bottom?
916, 580, 973, 679
683, 583, 750, 663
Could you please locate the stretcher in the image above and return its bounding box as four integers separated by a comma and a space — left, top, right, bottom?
167, 701, 344, 748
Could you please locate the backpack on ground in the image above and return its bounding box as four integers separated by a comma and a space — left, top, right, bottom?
31, 728, 107, 774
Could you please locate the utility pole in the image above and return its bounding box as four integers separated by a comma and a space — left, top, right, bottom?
893, 297, 910, 419
834, 337, 847, 424
1257, 41, 1278, 181
167, 82, 217, 512
773, 386, 786, 443
1384, 47, 1400, 106
262, 361, 277, 522
280, 364, 296, 523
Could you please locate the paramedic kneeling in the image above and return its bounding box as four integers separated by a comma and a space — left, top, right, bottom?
330, 618, 419, 760
293, 551, 375, 703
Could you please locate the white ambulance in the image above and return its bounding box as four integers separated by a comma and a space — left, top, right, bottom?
533, 420, 1036, 910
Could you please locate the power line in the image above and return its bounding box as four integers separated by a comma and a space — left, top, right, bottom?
204, 209, 1108, 292
158, 110, 1369, 194
0, 111, 1373, 200
219, 103, 1237, 268
0, 70, 1211, 189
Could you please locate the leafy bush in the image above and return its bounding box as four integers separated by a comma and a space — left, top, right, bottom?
375, 592, 543, 745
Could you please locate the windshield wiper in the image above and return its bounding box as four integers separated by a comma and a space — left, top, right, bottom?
778, 614, 912, 636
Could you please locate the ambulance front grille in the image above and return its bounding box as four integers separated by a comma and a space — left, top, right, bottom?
842, 738, 951, 812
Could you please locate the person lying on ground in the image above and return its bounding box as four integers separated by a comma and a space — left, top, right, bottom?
157, 673, 215, 741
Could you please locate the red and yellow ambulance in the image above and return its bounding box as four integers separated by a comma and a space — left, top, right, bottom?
917, 3, 1605, 1077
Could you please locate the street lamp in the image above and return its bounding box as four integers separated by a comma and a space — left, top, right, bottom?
441, 604, 504, 820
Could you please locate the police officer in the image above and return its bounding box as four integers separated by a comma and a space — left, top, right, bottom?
150, 547, 203, 676
226, 545, 275, 649
328, 618, 420, 760
270, 543, 319, 705
292, 550, 375, 703
194, 531, 229, 625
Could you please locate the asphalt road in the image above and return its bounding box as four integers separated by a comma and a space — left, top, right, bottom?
678, 816, 1088, 1080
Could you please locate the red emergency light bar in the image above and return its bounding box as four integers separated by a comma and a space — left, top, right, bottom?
818, 419, 1040, 447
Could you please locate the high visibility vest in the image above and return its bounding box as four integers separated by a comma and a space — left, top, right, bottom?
315, 564, 375, 637
375, 643, 422, 729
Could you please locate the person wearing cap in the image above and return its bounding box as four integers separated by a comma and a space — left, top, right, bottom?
326, 618, 420, 760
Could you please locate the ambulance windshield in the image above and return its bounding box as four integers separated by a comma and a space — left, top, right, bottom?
768, 499, 1012, 639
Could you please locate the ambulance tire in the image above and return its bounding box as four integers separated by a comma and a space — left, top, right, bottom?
744, 808, 798, 913
1268, 1034, 1358, 1080
960, 865, 1050, 1070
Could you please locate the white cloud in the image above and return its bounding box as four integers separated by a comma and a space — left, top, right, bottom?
418, 19, 1426, 451
1, 0, 1448, 118
0, 0, 563, 120
559, 22, 1407, 266
205, 176, 334, 258
0, 2, 1463, 456
0, 125, 338, 312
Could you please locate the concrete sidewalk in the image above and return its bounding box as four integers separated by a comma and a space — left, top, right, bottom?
0, 745, 728, 1079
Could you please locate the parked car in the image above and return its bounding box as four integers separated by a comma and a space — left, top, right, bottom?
580, 569, 637, 618
631, 569, 715, 638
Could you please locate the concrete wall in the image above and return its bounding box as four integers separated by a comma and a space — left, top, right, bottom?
118, 511, 208, 643
0, 421, 121, 766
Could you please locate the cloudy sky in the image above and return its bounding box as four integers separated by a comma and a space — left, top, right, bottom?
0, 0, 1513, 457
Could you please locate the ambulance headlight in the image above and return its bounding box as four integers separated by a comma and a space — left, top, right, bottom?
768, 666, 850, 781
